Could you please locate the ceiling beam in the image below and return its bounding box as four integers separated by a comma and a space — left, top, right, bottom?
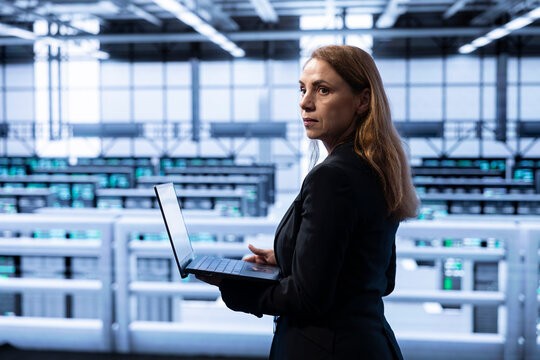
2, 26, 540, 46
249, 0, 278, 23
376, 0, 408, 28
0, 0, 95, 35
471, 0, 524, 25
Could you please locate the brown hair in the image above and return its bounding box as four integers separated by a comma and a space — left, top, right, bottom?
309, 45, 418, 221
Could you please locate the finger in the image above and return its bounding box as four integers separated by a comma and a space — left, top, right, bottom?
242, 255, 257, 262
248, 244, 268, 256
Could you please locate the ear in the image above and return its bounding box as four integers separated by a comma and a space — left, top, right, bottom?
355, 88, 370, 115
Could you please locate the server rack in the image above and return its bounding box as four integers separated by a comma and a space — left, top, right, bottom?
165, 164, 276, 204
137, 175, 269, 216
0, 175, 100, 208
33, 166, 134, 189
95, 188, 248, 217
0, 188, 53, 213
419, 193, 540, 215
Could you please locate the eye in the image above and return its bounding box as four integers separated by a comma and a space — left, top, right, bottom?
318, 87, 329, 95
299, 87, 306, 95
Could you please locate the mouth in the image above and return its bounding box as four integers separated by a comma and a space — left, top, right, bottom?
303, 118, 318, 126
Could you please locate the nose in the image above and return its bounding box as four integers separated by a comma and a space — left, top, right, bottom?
299, 91, 315, 112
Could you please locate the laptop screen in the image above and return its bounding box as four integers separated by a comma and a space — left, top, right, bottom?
154, 183, 194, 276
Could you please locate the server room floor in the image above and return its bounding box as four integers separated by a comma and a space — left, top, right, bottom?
0, 344, 264, 360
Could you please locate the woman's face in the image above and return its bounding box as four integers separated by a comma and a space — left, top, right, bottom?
299, 58, 366, 152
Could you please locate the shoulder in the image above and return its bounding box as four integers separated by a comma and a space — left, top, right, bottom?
304, 161, 349, 189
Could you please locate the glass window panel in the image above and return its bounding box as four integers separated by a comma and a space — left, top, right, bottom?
200, 61, 231, 86
134, 89, 163, 122
386, 86, 406, 121
507, 57, 518, 84
234, 88, 262, 121
507, 85, 518, 120
35, 89, 49, 123
410, 58, 442, 84
167, 89, 191, 121
272, 60, 300, 86
520, 58, 540, 83
446, 86, 480, 120
6, 91, 34, 121
100, 61, 130, 87
520, 85, 540, 120
6, 64, 33, 87
200, 89, 230, 121
271, 87, 299, 121
34, 60, 49, 90
0, 91, 3, 121
134, 62, 163, 87
233, 60, 265, 86
101, 90, 130, 121
65, 61, 99, 89
377, 59, 406, 85
409, 86, 442, 120
166, 62, 191, 87
64, 89, 99, 122
482, 57, 496, 84
447, 56, 479, 84
482, 86, 496, 121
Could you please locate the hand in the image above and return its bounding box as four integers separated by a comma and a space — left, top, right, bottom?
242, 244, 277, 266
195, 274, 222, 286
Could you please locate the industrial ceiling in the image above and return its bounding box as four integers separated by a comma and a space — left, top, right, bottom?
0, 0, 539, 60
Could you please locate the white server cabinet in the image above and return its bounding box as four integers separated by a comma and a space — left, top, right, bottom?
71, 257, 100, 319
20, 256, 66, 318
0, 214, 114, 352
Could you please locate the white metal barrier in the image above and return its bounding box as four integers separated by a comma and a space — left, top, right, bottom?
113, 215, 276, 357
0, 214, 114, 352
0, 213, 538, 359
393, 220, 520, 360
520, 223, 540, 360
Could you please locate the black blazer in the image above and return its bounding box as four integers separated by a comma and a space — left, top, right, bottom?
219, 141, 404, 360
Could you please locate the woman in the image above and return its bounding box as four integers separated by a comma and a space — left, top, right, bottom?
201, 45, 418, 359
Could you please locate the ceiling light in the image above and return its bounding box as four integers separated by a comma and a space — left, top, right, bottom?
504, 16, 533, 31
250, 0, 278, 23
458, 44, 476, 54
458, 5, 540, 55
92, 50, 110, 60
486, 28, 510, 40
528, 7, 540, 19
0, 23, 36, 40
152, 0, 245, 57
471, 36, 491, 47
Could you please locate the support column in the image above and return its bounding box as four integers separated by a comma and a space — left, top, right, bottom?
495, 45, 508, 142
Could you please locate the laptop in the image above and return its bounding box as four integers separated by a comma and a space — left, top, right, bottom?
154, 182, 280, 283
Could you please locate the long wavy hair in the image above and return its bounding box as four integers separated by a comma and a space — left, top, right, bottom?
309, 45, 418, 221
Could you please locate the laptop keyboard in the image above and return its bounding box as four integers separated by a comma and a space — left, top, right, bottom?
195, 256, 245, 275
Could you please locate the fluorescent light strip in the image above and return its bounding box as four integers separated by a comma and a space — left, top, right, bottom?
486, 28, 509, 40
153, 0, 245, 57
0, 23, 37, 40
459, 6, 540, 54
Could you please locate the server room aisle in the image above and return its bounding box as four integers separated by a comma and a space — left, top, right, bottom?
0, 344, 264, 360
